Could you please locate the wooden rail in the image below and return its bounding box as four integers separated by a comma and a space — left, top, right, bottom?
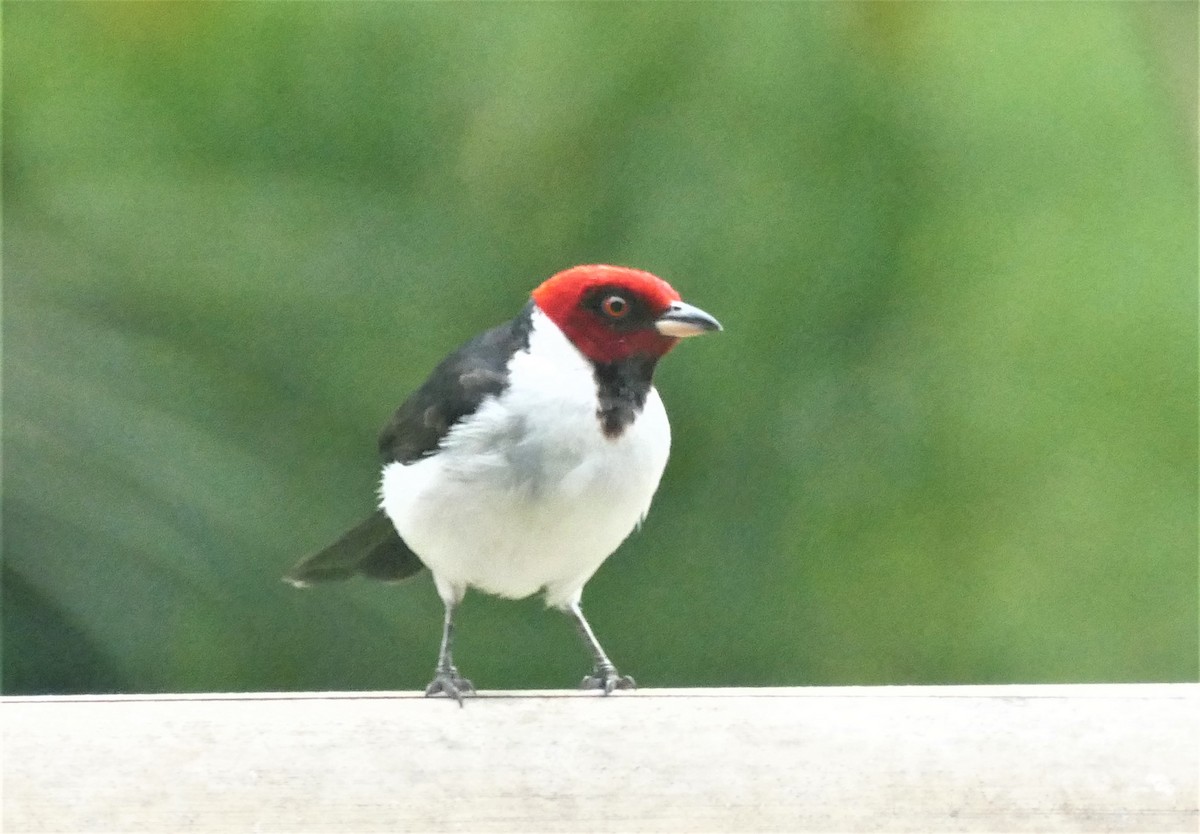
3, 684, 1197, 833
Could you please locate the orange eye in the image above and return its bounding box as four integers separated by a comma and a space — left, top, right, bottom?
601, 295, 629, 318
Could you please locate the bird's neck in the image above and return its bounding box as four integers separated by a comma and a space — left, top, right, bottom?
591, 354, 658, 439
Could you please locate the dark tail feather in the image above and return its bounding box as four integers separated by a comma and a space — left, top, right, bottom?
284, 510, 426, 587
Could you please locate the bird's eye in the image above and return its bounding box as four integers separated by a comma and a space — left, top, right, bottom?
601, 295, 629, 318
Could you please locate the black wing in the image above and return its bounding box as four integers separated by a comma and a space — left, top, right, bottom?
286, 303, 534, 588
377, 301, 534, 464
284, 509, 425, 586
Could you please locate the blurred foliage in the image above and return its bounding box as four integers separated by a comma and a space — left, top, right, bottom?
3, 2, 1196, 695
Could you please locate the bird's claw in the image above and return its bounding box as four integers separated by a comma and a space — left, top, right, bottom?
424, 668, 475, 705
580, 664, 636, 694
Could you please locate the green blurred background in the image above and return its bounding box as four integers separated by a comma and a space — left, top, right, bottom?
3, 2, 1196, 695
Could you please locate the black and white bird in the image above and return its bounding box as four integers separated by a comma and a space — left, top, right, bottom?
285, 264, 721, 701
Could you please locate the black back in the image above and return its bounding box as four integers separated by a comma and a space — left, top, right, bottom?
378, 302, 535, 464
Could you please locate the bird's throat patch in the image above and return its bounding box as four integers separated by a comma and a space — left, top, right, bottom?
592, 355, 656, 439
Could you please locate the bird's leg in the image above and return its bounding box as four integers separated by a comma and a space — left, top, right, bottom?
424, 599, 474, 704
567, 600, 636, 694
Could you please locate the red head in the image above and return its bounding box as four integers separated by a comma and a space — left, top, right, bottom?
532, 265, 721, 364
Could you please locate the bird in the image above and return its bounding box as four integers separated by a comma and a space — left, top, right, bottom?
284, 264, 721, 702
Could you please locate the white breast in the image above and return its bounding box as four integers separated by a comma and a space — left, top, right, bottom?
379, 308, 671, 609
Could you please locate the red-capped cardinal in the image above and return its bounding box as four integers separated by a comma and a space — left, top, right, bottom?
286, 265, 721, 702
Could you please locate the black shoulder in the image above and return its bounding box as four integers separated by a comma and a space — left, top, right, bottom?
378, 301, 534, 464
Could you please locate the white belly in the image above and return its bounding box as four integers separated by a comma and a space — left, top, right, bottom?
379, 312, 671, 608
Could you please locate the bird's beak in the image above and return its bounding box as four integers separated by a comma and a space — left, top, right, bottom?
655, 300, 723, 338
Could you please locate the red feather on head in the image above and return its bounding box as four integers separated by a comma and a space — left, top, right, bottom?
532, 265, 683, 364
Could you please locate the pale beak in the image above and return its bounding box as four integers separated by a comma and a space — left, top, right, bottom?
655, 300, 723, 338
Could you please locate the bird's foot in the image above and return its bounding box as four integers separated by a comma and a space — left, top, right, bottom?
580, 663, 636, 694
424, 667, 475, 705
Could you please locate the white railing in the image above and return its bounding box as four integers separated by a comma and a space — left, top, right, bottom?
4, 684, 1197, 832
